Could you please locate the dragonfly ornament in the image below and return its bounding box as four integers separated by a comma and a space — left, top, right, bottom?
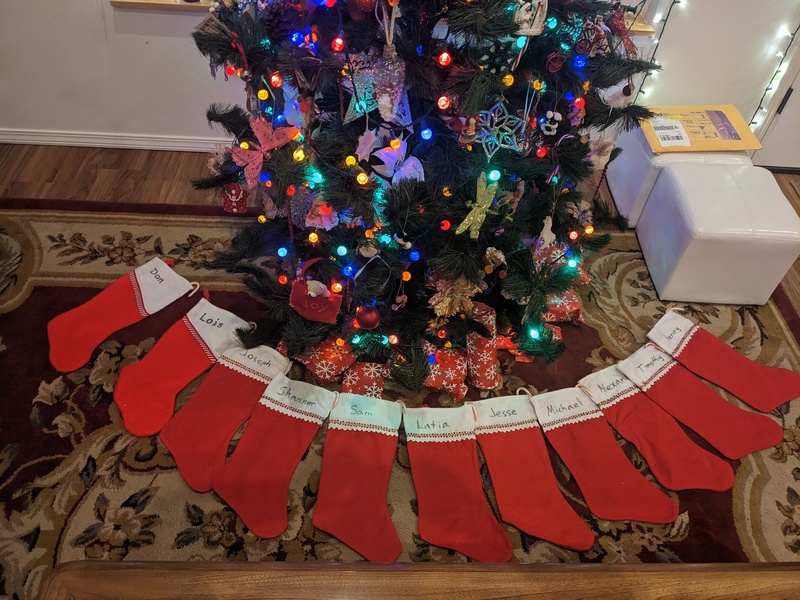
455, 172, 499, 239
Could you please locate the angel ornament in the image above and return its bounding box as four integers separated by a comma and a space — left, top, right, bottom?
455, 172, 499, 239
514, 0, 548, 36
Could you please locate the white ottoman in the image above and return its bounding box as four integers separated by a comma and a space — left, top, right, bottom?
637, 163, 800, 305
607, 127, 752, 227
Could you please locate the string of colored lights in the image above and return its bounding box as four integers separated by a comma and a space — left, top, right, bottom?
749, 21, 800, 129
635, 0, 681, 101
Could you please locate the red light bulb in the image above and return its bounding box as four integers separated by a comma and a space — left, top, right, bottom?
437, 52, 452, 67
569, 230, 579, 241
278, 274, 289, 285
225, 65, 236, 76
574, 97, 586, 109
437, 96, 451, 110
440, 219, 451, 231
270, 72, 283, 88
331, 36, 345, 52
536, 147, 547, 158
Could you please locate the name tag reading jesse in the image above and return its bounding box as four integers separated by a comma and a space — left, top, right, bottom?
473, 394, 539, 435
260, 373, 336, 424
617, 346, 676, 391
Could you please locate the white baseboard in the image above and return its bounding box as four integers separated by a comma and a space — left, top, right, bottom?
0, 128, 230, 152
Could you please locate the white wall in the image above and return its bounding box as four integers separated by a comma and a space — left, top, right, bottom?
0, 0, 242, 151
0, 1, 798, 151
639, 0, 800, 122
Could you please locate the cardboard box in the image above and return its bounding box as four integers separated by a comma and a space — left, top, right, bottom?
640, 104, 762, 153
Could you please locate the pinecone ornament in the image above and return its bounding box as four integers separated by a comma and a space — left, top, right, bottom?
261, 0, 301, 42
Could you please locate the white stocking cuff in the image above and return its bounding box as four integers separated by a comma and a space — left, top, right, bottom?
403, 405, 475, 443
646, 311, 699, 357
132, 257, 193, 317
328, 394, 402, 436
260, 373, 336, 425
184, 298, 249, 361
578, 366, 639, 411
473, 395, 540, 435
218, 345, 290, 385
530, 388, 603, 432
617, 346, 677, 391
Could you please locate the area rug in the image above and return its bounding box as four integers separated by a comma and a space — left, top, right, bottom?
2, 200, 800, 599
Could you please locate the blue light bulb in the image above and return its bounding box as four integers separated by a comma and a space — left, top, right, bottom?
352, 335, 361, 344
291, 32, 303, 45
274, 114, 285, 123
409, 251, 421, 262
381, 335, 389, 345
564, 91, 575, 101
311, 171, 323, 183
428, 354, 437, 364
488, 169, 501, 181
546, 16, 557, 29
573, 55, 587, 69
515, 36, 527, 49
343, 265, 355, 277
529, 328, 540, 339
567, 258, 578, 268
277, 247, 288, 258
421, 128, 433, 140
259, 172, 271, 183
336, 245, 347, 256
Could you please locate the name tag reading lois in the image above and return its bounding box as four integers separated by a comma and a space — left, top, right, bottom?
260, 373, 336, 424
185, 298, 248, 359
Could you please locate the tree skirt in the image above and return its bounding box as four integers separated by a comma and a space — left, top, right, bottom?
2, 201, 800, 598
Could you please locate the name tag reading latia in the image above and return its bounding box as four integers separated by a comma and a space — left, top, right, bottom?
403, 405, 476, 442
260, 373, 335, 424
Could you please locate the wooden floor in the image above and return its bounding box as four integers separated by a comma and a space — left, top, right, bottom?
2, 143, 800, 315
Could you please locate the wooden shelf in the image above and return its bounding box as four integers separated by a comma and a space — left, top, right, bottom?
110, 0, 212, 12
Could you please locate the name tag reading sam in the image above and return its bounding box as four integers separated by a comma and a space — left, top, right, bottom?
617, 346, 676, 391
261, 373, 336, 424
530, 388, 603, 432
328, 393, 402, 436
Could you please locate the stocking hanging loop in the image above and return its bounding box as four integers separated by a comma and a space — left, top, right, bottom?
188, 282, 201, 297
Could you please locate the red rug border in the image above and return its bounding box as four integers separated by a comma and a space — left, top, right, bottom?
0, 197, 259, 218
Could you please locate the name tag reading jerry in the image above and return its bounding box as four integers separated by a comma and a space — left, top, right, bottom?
260, 373, 336, 424
646, 311, 699, 357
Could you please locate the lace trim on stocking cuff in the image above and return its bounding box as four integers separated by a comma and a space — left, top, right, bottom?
182, 316, 216, 363
261, 394, 325, 425
539, 409, 603, 432
594, 385, 639, 410
328, 420, 398, 437
671, 325, 699, 357
474, 418, 539, 436
130, 272, 148, 318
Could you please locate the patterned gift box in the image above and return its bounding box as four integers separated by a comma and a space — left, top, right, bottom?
542, 289, 584, 324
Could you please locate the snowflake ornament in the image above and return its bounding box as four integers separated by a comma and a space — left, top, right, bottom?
475, 102, 526, 159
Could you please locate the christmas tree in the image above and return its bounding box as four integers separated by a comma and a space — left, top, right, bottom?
191, 0, 656, 392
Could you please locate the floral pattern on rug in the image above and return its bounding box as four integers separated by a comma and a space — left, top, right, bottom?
2, 216, 800, 599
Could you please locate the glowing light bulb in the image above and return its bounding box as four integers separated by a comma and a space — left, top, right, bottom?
364, 228, 374, 239
536, 147, 547, 158
573, 97, 586, 109
388, 334, 399, 345
293, 148, 305, 162
567, 258, 578, 268
401, 271, 411, 281
345, 155, 357, 167
277, 246, 288, 257
343, 265, 355, 277
239, 141, 250, 150
502, 73, 514, 87
352, 334, 362, 343
286, 185, 296, 196
331, 281, 343, 293
428, 354, 437, 364
546, 16, 557, 29
442, 186, 452, 196
437, 96, 451, 110
573, 55, 587, 68
532, 79, 543, 90
336, 245, 348, 256
225, 65, 236, 76
308, 232, 319, 243
291, 32, 303, 45
356, 172, 369, 185
421, 128, 432, 140
437, 52, 452, 67
488, 169, 501, 181
390, 138, 402, 149
331, 36, 345, 52
529, 328, 540, 339
437, 329, 447, 339
409, 251, 420, 262
324, 0, 336, 6
336, 337, 345, 347
278, 274, 289, 284
257, 89, 269, 100
257, 215, 267, 223
440, 220, 451, 231
584, 225, 594, 235
515, 36, 527, 49
270, 72, 283, 87
569, 231, 579, 241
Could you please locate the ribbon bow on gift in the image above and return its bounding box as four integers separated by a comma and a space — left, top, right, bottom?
231, 117, 300, 189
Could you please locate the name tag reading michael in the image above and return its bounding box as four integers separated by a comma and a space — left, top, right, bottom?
530, 388, 603, 432
260, 373, 336, 424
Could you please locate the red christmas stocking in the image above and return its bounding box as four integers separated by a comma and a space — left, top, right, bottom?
312, 393, 403, 561
48, 257, 193, 372
617, 346, 784, 460
404, 405, 512, 562
579, 366, 734, 491
532, 388, 678, 523
473, 395, 595, 550
213, 373, 336, 538
159, 345, 289, 492
647, 310, 800, 413
114, 298, 247, 436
